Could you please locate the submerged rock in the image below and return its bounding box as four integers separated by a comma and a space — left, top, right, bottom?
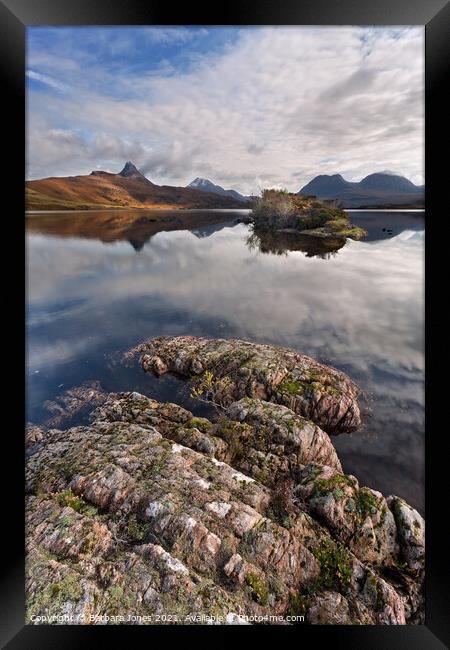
41, 380, 107, 429
127, 336, 361, 434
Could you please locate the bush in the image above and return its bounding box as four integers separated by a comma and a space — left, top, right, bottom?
250, 189, 367, 241
251, 189, 297, 230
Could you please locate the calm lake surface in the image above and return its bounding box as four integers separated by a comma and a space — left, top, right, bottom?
26, 209, 425, 513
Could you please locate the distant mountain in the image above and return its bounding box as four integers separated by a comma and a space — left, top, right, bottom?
299, 172, 424, 208
26, 163, 245, 211
300, 174, 349, 196
187, 177, 249, 202
359, 172, 421, 193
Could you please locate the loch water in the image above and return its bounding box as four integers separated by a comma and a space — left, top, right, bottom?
26, 209, 425, 513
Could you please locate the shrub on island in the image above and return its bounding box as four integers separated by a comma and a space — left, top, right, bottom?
250, 189, 367, 240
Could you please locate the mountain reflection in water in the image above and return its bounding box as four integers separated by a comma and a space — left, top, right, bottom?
26, 209, 425, 512
26, 208, 248, 252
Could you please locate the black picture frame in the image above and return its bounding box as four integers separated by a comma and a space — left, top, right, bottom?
2, 0, 449, 647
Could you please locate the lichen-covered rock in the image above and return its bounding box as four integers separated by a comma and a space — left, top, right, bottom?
26, 547, 101, 624
307, 591, 351, 625
26, 424, 46, 449
353, 566, 407, 625
126, 336, 361, 434
26, 409, 324, 623
283, 537, 408, 625
26, 338, 424, 625
26, 497, 112, 563
226, 398, 342, 475
295, 464, 398, 567
91, 392, 341, 488
387, 496, 425, 572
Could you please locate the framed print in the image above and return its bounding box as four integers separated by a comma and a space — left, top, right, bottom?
1, 0, 449, 647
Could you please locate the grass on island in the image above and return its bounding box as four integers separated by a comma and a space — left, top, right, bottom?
250, 189, 367, 240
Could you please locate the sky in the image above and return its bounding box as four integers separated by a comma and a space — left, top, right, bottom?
26, 26, 424, 193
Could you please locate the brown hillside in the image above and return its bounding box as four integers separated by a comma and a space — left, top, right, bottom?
26, 164, 245, 211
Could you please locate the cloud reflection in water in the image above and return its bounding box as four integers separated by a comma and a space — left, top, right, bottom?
26, 220, 424, 511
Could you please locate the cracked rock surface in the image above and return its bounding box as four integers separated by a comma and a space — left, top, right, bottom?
127, 336, 362, 434
26, 338, 424, 625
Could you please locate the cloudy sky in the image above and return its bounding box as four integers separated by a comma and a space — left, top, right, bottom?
26, 26, 424, 193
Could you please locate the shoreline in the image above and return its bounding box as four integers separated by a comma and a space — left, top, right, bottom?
26, 207, 425, 215
345, 208, 424, 213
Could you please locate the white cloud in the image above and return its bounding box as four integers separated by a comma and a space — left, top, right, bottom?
26, 69, 68, 92
27, 27, 424, 192
140, 26, 209, 44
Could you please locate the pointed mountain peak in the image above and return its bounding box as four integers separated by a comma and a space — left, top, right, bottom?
118, 161, 146, 178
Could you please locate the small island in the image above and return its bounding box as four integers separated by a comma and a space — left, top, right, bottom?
249, 189, 367, 241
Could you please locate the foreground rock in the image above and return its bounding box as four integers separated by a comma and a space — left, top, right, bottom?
92, 392, 342, 486
126, 336, 361, 435
26, 386, 424, 624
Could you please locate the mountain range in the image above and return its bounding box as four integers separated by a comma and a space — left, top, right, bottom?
26, 162, 245, 211
26, 163, 424, 211
298, 172, 424, 208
